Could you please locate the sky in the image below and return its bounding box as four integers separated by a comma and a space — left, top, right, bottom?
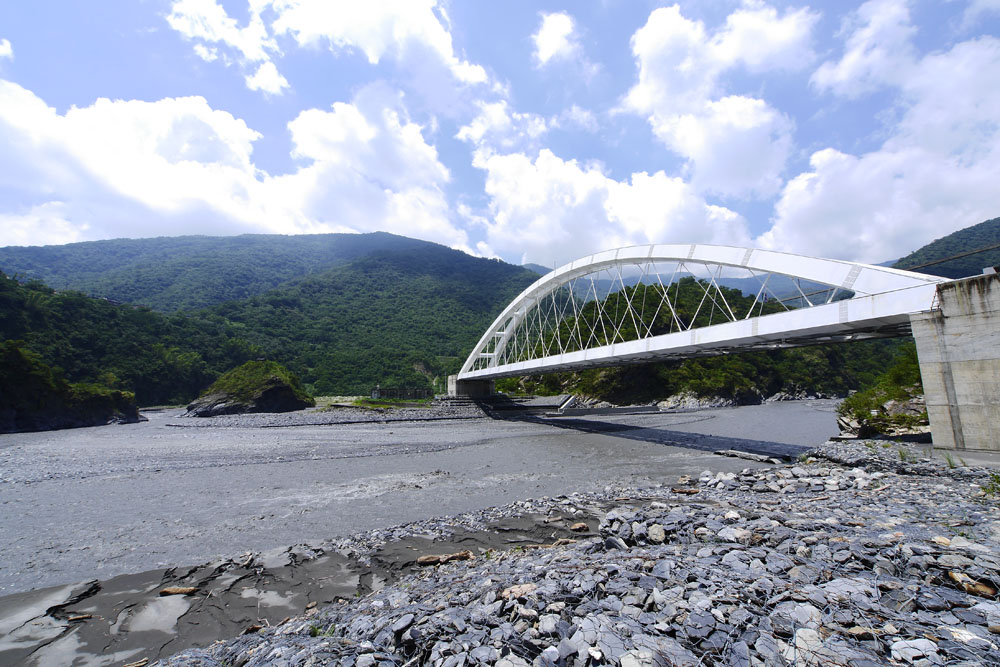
0, 0, 998, 266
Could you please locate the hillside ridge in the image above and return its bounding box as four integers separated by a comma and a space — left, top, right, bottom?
892, 216, 1000, 278
0, 232, 442, 312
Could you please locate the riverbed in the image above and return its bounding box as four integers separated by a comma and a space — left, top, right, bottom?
0, 400, 838, 595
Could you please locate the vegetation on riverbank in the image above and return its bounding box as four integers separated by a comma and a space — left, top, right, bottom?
0, 271, 257, 405
351, 397, 433, 409
2, 217, 997, 423
497, 339, 903, 404
0, 340, 139, 433
183, 360, 315, 417
835, 342, 928, 436
201, 360, 313, 406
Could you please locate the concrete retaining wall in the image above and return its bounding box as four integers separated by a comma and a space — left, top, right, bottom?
911, 273, 1000, 451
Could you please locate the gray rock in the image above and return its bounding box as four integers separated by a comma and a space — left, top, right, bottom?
891, 638, 939, 663
536, 614, 560, 636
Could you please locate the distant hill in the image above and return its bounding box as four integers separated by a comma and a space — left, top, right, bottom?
893, 216, 1000, 278
0, 232, 434, 312
522, 263, 552, 276
204, 245, 539, 393
0, 235, 539, 397
0, 272, 253, 404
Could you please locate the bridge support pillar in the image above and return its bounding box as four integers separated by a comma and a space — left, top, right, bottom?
447, 375, 495, 398
910, 272, 1000, 452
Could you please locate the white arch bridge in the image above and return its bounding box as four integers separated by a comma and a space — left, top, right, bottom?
450, 243, 1000, 452
453, 244, 945, 386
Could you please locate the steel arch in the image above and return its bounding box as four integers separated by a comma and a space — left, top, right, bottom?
458, 244, 946, 380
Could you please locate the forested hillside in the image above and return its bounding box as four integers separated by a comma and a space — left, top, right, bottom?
0, 239, 539, 400
893, 216, 1000, 278
202, 246, 539, 394
0, 232, 434, 311
0, 272, 256, 404
1, 217, 995, 407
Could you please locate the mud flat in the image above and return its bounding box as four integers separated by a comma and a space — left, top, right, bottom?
0, 507, 606, 666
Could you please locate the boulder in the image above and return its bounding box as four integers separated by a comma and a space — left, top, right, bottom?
184, 361, 314, 417
658, 392, 737, 411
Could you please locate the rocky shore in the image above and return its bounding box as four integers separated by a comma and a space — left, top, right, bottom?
159, 440, 1000, 667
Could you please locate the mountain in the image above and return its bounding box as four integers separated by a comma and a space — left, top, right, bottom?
522, 263, 552, 276
893, 216, 1000, 278
0, 271, 256, 405
2, 216, 996, 406
0, 235, 539, 399
203, 245, 539, 394
0, 232, 434, 312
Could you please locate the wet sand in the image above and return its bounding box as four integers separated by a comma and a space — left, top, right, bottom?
0, 510, 604, 666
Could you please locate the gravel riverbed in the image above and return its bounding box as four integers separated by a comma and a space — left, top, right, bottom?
165, 402, 489, 428
160, 440, 1000, 667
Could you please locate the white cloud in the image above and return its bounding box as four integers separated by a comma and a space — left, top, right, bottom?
0, 80, 470, 250
553, 105, 598, 133
0, 39, 12, 60
167, 0, 275, 61
167, 0, 288, 95
269, 0, 486, 85
811, 0, 916, 97
712, 2, 819, 71
472, 149, 750, 265
193, 43, 219, 62
245, 61, 289, 95
962, 0, 1000, 29
760, 36, 1000, 263
0, 203, 86, 247
656, 95, 793, 197
455, 100, 547, 153
623, 3, 815, 198
533, 12, 580, 66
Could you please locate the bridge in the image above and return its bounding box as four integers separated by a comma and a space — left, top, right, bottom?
449, 244, 1000, 452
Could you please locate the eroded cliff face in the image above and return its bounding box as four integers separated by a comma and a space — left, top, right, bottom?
0, 399, 142, 434
1, 340, 142, 434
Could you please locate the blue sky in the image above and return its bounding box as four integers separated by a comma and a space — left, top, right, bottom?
0, 1, 997, 266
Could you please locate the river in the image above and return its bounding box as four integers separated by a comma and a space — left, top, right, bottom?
0, 400, 838, 595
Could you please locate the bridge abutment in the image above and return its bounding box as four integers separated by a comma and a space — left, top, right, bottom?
447, 375, 495, 398
911, 272, 1000, 452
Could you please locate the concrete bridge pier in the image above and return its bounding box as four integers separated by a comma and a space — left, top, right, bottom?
447, 375, 495, 398
911, 272, 1000, 452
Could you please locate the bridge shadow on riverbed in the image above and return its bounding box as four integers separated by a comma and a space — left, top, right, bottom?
483, 406, 810, 461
